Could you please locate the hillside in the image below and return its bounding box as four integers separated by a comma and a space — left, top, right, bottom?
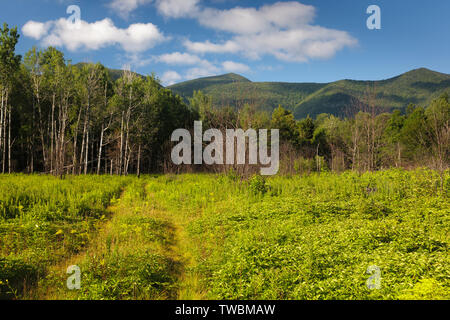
295, 68, 450, 118
168, 68, 450, 119
169, 73, 251, 97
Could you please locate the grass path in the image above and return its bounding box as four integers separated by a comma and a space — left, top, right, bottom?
29, 196, 126, 299
170, 217, 206, 300
30, 181, 205, 300
144, 190, 206, 300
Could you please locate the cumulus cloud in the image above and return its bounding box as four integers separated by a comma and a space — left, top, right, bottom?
222, 61, 250, 73
157, 52, 204, 65
161, 70, 182, 85
182, 1, 357, 62
22, 21, 53, 40
198, 2, 316, 35
229, 26, 357, 62
157, 53, 250, 83
104, 0, 357, 62
156, 52, 220, 80
22, 18, 167, 52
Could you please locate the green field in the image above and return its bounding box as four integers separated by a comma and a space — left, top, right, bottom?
1, 170, 449, 300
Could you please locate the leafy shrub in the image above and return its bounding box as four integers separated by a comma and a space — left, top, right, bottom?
249, 175, 268, 195
77, 252, 178, 300
294, 157, 315, 174
0, 258, 43, 299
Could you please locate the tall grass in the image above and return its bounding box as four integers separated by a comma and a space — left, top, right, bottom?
145, 169, 449, 300
1, 169, 448, 300
0, 174, 131, 299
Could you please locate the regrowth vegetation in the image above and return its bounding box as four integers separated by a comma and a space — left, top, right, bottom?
0, 170, 448, 300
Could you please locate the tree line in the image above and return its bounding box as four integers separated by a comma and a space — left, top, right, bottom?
0, 23, 448, 177
186, 89, 449, 179
0, 24, 195, 176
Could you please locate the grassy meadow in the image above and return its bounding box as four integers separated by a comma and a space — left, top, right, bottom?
0, 169, 449, 300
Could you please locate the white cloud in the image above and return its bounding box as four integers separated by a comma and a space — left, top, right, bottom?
22, 18, 167, 52
198, 2, 316, 35
103, 1, 357, 63
231, 26, 357, 62
156, 0, 200, 18
161, 70, 182, 85
109, 0, 199, 19
155, 52, 222, 81
104, 1, 357, 63
157, 52, 220, 80
157, 52, 203, 65
182, 1, 357, 62
153, 52, 223, 83
185, 66, 220, 80
22, 21, 52, 40
109, 0, 153, 19
222, 61, 250, 73
123, 52, 154, 68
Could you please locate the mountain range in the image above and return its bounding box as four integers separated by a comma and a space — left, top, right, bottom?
167, 68, 450, 119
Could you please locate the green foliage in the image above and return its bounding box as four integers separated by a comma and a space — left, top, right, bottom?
385, 110, 405, 143
248, 175, 268, 195
271, 106, 299, 144
148, 169, 449, 300
77, 252, 177, 300
0, 257, 43, 299
225, 168, 240, 182
3, 34, 450, 175
298, 116, 315, 141
1, 171, 449, 300
62, 179, 179, 300
398, 279, 449, 300
0, 23, 21, 87
189, 90, 213, 125
0, 174, 131, 298
294, 157, 316, 174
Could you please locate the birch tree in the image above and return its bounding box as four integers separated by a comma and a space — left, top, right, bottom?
0, 23, 21, 173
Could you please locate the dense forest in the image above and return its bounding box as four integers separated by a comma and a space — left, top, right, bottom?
0, 23, 449, 177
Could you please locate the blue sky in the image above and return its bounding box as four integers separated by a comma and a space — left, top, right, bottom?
1, 0, 449, 85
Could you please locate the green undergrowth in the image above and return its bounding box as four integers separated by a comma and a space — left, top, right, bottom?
1, 169, 448, 300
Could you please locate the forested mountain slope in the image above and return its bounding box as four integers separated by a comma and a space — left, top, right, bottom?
168, 68, 450, 118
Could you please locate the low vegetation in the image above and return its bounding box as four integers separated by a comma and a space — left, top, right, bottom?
0, 174, 130, 299
1, 169, 448, 300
